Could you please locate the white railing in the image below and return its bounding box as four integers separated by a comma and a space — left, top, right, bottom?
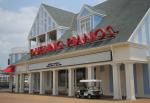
31, 41, 55, 49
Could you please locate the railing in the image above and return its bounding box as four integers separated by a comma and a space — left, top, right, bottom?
31, 40, 55, 49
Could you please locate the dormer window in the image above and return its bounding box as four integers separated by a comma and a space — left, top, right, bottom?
79, 7, 91, 34
77, 5, 106, 35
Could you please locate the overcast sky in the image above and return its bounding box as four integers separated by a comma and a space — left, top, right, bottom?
0, 0, 105, 69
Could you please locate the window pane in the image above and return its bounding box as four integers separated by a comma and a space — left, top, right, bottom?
80, 17, 90, 34
86, 20, 90, 33
48, 17, 51, 25
58, 70, 68, 87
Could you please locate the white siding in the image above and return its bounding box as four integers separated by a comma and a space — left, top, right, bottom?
142, 23, 146, 45
128, 8, 150, 56
29, 5, 57, 37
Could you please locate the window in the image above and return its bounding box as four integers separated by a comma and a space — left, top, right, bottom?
39, 34, 46, 43
48, 30, 57, 41
44, 11, 47, 18
58, 70, 68, 87
59, 29, 66, 38
80, 17, 90, 34
47, 72, 50, 86
93, 15, 102, 28
15, 54, 19, 62
76, 68, 86, 87
48, 17, 51, 26
44, 22, 47, 32
100, 66, 105, 72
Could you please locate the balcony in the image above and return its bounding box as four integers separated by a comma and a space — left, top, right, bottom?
30, 29, 57, 49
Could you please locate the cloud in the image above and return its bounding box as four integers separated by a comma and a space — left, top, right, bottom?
0, 6, 37, 68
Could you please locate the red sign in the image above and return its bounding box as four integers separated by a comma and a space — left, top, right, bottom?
30, 25, 118, 56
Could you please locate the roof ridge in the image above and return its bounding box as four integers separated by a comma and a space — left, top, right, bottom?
42, 3, 76, 27
42, 3, 76, 15
93, 0, 108, 8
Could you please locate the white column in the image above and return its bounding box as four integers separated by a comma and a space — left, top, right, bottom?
40, 71, 45, 94
29, 73, 34, 94
15, 74, 19, 93
45, 33, 48, 45
112, 64, 122, 100
36, 36, 39, 46
125, 63, 136, 100
68, 69, 75, 96
87, 66, 95, 86
148, 61, 150, 87
9, 74, 13, 92
19, 74, 24, 93
53, 70, 58, 95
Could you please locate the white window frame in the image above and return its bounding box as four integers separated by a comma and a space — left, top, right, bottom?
79, 16, 91, 34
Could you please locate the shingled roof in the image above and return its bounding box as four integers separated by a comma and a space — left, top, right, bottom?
42, 4, 76, 27
93, 0, 150, 44
31, 0, 150, 59
60, 0, 150, 44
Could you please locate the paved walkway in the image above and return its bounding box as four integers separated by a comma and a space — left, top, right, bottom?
0, 92, 150, 103
0, 88, 10, 92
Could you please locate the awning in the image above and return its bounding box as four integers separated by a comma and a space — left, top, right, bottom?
3, 65, 15, 73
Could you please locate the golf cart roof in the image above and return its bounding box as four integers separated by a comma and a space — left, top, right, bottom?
80, 79, 102, 83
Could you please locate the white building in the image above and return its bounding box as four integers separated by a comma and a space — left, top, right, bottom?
3, 47, 28, 91
0, 70, 9, 88
9, 47, 29, 64
7, 0, 150, 100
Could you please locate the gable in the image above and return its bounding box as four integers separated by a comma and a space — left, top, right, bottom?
28, 5, 57, 38
80, 8, 90, 17
128, 8, 150, 56
78, 5, 93, 18
60, 0, 150, 48
43, 4, 75, 28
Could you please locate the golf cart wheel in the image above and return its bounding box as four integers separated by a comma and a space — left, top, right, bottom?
76, 94, 80, 98
88, 94, 92, 99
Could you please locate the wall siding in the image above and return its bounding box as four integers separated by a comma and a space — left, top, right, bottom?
145, 16, 150, 55
129, 11, 150, 56
143, 64, 150, 95
29, 6, 57, 37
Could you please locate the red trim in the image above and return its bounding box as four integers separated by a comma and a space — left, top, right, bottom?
3, 65, 15, 73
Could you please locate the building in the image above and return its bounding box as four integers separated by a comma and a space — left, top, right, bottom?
0, 70, 9, 88
9, 47, 29, 65
3, 47, 28, 91
7, 0, 150, 100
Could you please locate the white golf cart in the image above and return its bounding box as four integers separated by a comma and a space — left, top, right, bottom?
75, 79, 103, 99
